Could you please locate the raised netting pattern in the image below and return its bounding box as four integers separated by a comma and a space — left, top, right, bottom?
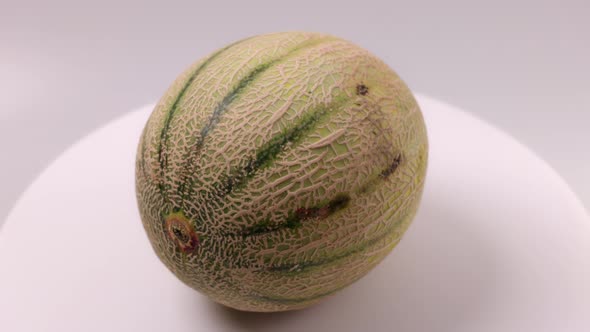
135, 32, 428, 312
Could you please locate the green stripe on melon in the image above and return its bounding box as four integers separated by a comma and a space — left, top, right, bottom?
135, 31, 428, 312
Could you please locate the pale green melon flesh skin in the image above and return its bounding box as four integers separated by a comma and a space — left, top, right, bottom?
135, 31, 428, 312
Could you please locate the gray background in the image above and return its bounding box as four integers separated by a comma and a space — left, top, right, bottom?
1, 0, 589, 225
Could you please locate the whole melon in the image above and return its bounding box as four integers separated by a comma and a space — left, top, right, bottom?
135, 31, 428, 312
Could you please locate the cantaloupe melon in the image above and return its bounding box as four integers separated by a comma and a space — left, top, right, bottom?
135, 31, 428, 312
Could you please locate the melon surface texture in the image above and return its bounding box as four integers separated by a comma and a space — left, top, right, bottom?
135, 31, 428, 312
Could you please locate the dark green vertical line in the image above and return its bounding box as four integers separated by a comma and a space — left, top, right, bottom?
239, 193, 351, 237
176, 62, 276, 199
139, 125, 149, 181
264, 220, 401, 275
214, 145, 406, 240
211, 97, 348, 199
177, 37, 336, 203
155, 36, 254, 199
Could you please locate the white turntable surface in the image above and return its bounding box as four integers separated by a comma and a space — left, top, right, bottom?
1, 95, 588, 331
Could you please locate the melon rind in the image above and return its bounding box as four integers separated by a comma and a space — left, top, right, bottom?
135, 31, 428, 312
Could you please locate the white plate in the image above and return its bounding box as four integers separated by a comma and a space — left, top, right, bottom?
1, 95, 589, 331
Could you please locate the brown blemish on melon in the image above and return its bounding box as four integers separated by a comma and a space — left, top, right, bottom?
165, 212, 199, 253
380, 153, 403, 179
356, 84, 369, 96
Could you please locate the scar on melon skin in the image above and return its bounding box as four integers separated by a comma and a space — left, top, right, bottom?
356, 83, 369, 96
164, 211, 199, 253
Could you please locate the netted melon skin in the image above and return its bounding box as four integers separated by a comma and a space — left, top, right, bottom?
135, 31, 428, 312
